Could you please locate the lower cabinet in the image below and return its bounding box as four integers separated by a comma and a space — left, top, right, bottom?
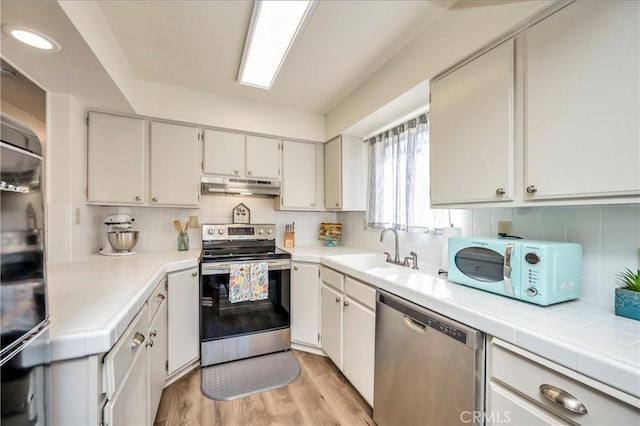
320, 266, 376, 406
167, 266, 200, 376
147, 288, 168, 422
486, 337, 640, 425
291, 262, 321, 347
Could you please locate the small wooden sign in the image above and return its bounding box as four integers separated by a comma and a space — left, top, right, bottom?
232, 203, 250, 224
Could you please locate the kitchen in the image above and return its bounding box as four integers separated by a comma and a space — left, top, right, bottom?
1, 0, 639, 425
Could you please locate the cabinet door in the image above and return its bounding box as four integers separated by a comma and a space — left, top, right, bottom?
87, 112, 146, 204
150, 122, 200, 206
203, 129, 245, 177
320, 283, 343, 369
430, 40, 515, 205
291, 262, 320, 346
103, 346, 148, 426
148, 294, 168, 423
324, 137, 342, 209
281, 141, 316, 209
168, 267, 199, 375
525, 1, 640, 200
246, 135, 280, 179
343, 297, 375, 406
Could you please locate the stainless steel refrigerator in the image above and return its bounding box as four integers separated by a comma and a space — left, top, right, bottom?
1, 114, 50, 425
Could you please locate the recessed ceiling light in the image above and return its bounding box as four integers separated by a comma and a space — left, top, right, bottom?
238, 0, 317, 90
2, 25, 61, 52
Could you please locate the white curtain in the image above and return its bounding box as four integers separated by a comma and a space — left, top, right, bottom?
366, 114, 449, 232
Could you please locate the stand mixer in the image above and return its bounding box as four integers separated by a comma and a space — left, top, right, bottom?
99, 214, 139, 256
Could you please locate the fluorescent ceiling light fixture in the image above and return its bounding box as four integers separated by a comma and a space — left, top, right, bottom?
238, 0, 316, 89
2, 25, 61, 52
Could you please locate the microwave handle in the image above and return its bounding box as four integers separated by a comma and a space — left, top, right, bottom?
503, 243, 515, 297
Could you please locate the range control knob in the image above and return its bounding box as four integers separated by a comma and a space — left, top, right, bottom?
267, 228, 273, 234
207, 228, 214, 235
218, 228, 224, 235
258, 228, 264, 235
525, 287, 538, 297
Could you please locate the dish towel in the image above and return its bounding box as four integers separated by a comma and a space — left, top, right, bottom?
229, 263, 269, 303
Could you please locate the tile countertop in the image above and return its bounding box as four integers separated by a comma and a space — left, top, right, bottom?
46, 250, 201, 362
313, 250, 640, 400
284, 245, 372, 263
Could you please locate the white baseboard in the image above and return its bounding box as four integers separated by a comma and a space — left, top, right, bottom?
291, 342, 326, 356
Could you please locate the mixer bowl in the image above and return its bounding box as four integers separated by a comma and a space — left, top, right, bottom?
107, 231, 139, 252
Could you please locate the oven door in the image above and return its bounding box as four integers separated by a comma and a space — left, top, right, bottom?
201, 258, 290, 342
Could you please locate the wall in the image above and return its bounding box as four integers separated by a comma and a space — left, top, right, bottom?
338, 204, 640, 308
46, 93, 101, 263
326, 0, 552, 138
99, 196, 337, 252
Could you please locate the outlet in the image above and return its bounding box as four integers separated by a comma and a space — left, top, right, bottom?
189, 215, 199, 228
74, 207, 81, 225
498, 221, 512, 235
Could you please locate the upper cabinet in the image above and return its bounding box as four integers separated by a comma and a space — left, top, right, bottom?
430, 40, 515, 205
429, 1, 639, 207
149, 122, 200, 207
524, 0, 640, 201
324, 135, 366, 211
87, 112, 146, 205
203, 130, 280, 180
277, 140, 324, 210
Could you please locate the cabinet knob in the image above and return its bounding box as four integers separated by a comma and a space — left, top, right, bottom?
152, 197, 158, 202
156, 294, 165, 303
343, 300, 349, 308
234, 170, 239, 175
131, 332, 145, 349
293, 266, 299, 271
335, 203, 339, 207
526, 185, 538, 194
335, 296, 341, 303
135, 196, 141, 201
495, 187, 506, 196
247, 171, 252, 176
311, 203, 315, 207
192, 271, 198, 277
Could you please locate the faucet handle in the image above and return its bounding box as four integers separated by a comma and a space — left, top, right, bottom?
384, 252, 393, 262
410, 251, 419, 270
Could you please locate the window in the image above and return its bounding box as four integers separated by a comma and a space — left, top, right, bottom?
366, 113, 449, 232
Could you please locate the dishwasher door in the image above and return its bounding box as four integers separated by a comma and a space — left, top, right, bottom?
373, 290, 485, 426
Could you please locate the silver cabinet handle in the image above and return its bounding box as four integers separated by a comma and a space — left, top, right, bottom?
526, 185, 538, 194
156, 293, 165, 304
293, 266, 299, 271
335, 296, 340, 303
192, 272, 198, 277
343, 300, 349, 308
495, 187, 506, 196
503, 243, 514, 297
135, 196, 141, 201
152, 197, 158, 202
402, 315, 426, 333
539, 384, 587, 414
131, 332, 145, 349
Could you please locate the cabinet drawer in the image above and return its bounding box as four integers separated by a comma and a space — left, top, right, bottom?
490, 340, 640, 425
344, 277, 375, 310
147, 276, 167, 324
103, 303, 149, 398
321, 266, 344, 291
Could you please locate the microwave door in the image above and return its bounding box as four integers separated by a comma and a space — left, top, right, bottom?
454, 247, 505, 283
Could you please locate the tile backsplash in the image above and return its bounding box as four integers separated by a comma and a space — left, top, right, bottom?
338, 205, 640, 307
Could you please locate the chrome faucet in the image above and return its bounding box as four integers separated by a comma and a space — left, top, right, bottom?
380, 228, 401, 264
403, 251, 419, 270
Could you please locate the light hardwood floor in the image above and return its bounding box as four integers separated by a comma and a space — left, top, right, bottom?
154, 350, 375, 426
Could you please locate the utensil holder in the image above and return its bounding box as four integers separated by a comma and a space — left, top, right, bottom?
177, 232, 189, 251
284, 232, 295, 248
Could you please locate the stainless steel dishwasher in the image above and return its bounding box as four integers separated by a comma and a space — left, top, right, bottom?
374, 290, 485, 426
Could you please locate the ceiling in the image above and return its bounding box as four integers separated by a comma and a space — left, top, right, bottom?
98, 0, 452, 114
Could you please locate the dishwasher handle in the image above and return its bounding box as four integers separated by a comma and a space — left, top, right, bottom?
403, 315, 427, 333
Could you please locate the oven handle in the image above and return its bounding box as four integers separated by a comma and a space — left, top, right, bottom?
201, 259, 291, 275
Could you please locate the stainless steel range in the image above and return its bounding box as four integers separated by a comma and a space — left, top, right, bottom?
200, 224, 291, 366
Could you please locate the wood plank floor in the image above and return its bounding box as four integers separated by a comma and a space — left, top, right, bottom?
154, 350, 375, 426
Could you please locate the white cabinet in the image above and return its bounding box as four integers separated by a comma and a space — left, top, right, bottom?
203, 130, 280, 179
324, 135, 366, 211
320, 267, 376, 406
278, 140, 324, 210
167, 266, 200, 376
246, 135, 280, 179
291, 262, 321, 347
430, 40, 515, 205
487, 338, 640, 426
202, 129, 244, 177
524, 0, 640, 201
150, 121, 201, 207
87, 112, 146, 205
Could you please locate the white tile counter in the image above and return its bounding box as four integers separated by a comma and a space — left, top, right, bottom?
315, 252, 640, 399
46, 250, 200, 361
284, 245, 371, 263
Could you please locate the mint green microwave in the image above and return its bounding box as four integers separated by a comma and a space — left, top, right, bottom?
447, 237, 582, 306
